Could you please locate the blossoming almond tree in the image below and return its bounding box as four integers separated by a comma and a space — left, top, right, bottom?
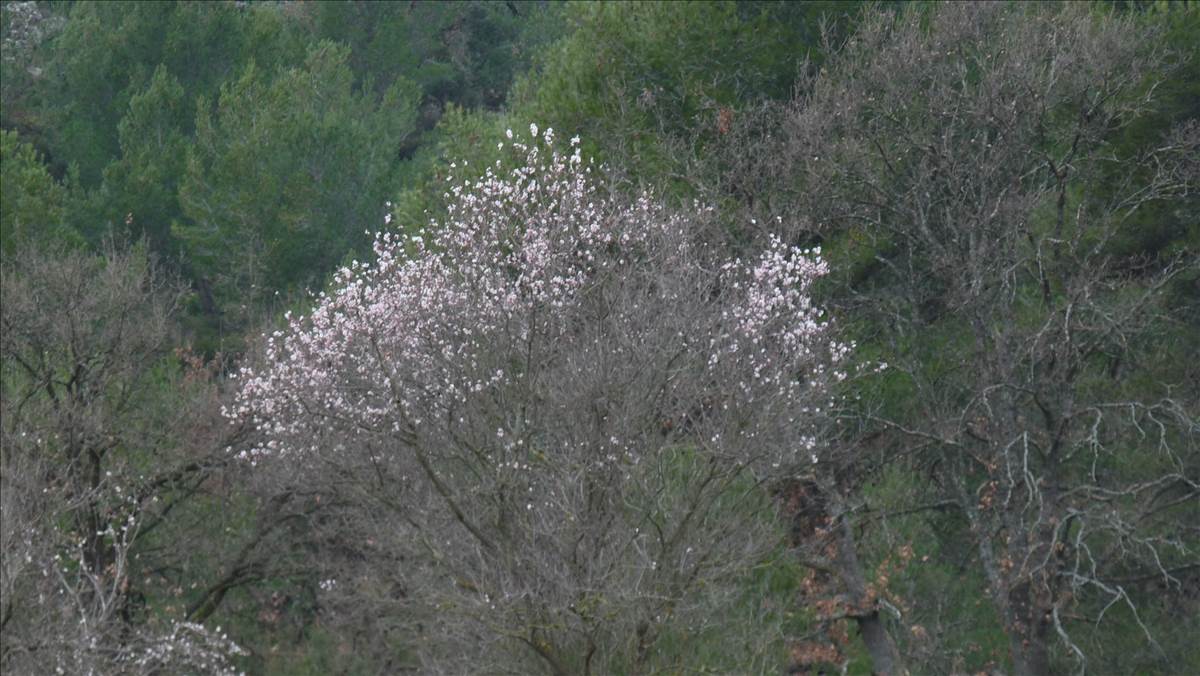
229, 127, 850, 673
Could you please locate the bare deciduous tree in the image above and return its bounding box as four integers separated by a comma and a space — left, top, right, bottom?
732, 3, 1199, 673
1, 244, 247, 674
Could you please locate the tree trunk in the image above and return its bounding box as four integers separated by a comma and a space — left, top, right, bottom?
856, 610, 904, 676
833, 511, 905, 676
1010, 632, 1050, 676
783, 478, 907, 675
1006, 582, 1051, 676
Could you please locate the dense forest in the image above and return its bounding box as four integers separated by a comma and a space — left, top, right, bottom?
1, 1, 1196, 674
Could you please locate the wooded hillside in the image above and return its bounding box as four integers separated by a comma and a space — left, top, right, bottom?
2, 2, 1196, 673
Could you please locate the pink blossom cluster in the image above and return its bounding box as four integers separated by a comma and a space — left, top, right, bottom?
228, 127, 847, 465
713, 234, 851, 399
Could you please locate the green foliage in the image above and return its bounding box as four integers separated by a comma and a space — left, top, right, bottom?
510, 1, 859, 192
390, 104, 519, 234
98, 65, 190, 252
0, 1, 63, 138
0, 130, 81, 255
311, 0, 565, 113
43, 1, 306, 186
4, 1, 573, 349
176, 41, 419, 312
